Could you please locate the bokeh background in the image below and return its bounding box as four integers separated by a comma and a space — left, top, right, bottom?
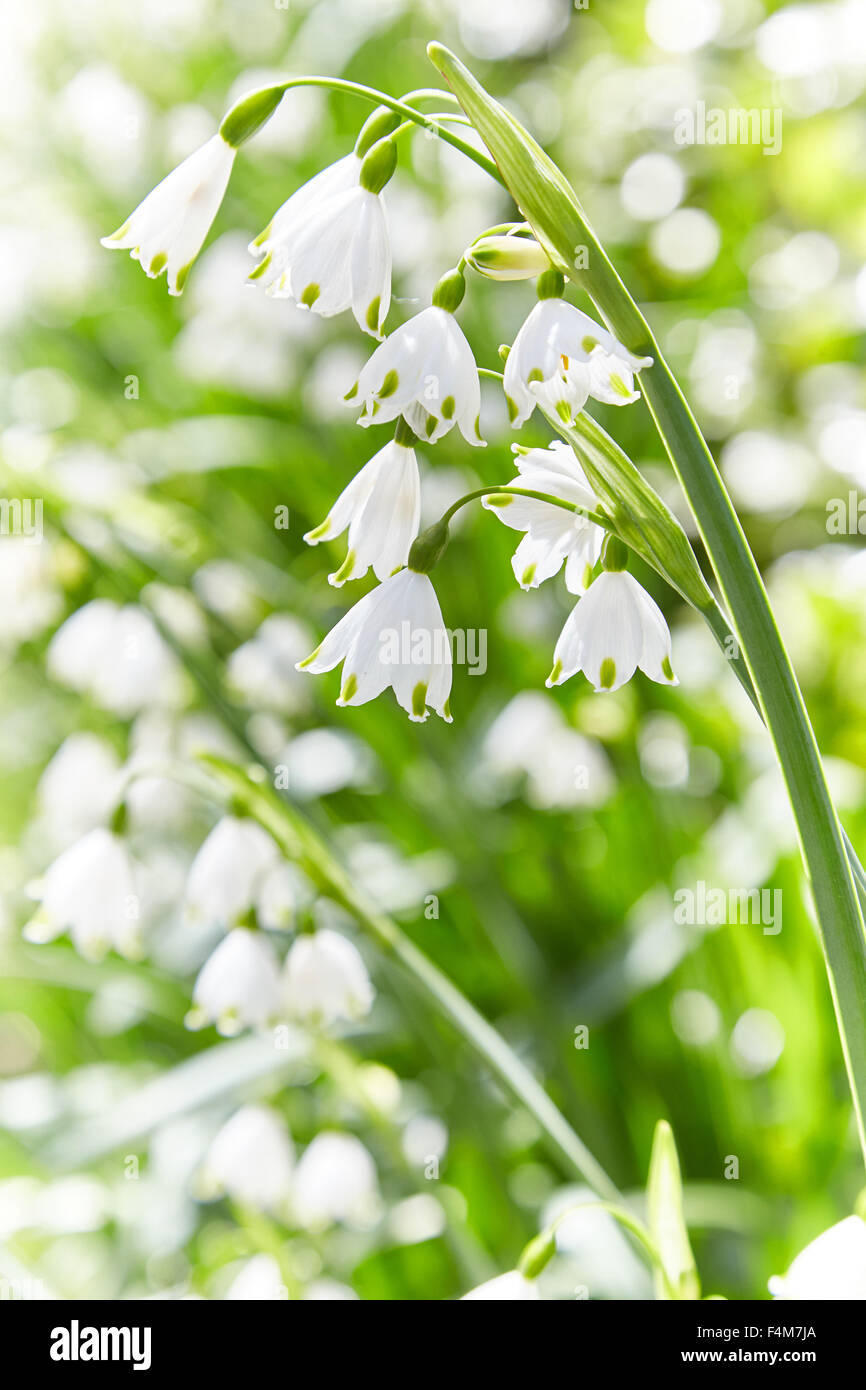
2, 0, 866, 1300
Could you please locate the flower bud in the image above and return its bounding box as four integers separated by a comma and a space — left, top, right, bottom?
431, 266, 466, 313
359, 136, 398, 194
466, 234, 550, 281
408, 518, 450, 574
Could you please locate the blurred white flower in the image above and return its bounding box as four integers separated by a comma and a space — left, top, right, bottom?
184, 816, 280, 929
348, 305, 484, 446
547, 570, 677, 694
0, 539, 62, 653
483, 442, 604, 594
47, 600, 185, 716
304, 433, 421, 586
200, 1105, 294, 1213
480, 692, 613, 810
297, 568, 453, 723
24, 828, 141, 961
226, 615, 314, 714
462, 1270, 540, 1300
292, 1131, 378, 1230
504, 298, 651, 428
224, 1254, 286, 1300
769, 1216, 866, 1300
187, 928, 284, 1036
36, 733, 122, 849
283, 929, 374, 1026
101, 133, 235, 295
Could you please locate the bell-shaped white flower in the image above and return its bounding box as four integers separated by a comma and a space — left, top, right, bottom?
248, 142, 394, 338
184, 816, 281, 929
769, 1216, 866, 1300
283, 928, 375, 1026
461, 1271, 540, 1301
199, 1104, 294, 1213
304, 432, 420, 586
47, 599, 185, 716
297, 568, 453, 723
101, 134, 235, 296
187, 928, 284, 1036
504, 295, 652, 428
547, 550, 677, 694
347, 305, 484, 446
483, 441, 604, 595
24, 828, 141, 962
292, 1131, 378, 1230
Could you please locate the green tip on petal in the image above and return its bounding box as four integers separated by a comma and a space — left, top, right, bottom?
555, 400, 572, 423
520, 563, 536, 587
300, 282, 320, 308
297, 645, 322, 670
247, 252, 273, 281
340, 672, 359, 703
332, 550, 356, 584
441, 395, 455, 420
599, 657, 617, 689
662, 656, 675, 681
610, 373, 632, 399
506, 395, 519, 423
172, 260, 193, 296
527, 367, 544, 384
250, 223, 272, 250
582, 335, 599, 353
411, 682, 428, 719
486, 493, 514, 508
365, 295, 381, 334
148, 251, 167, 276
344, 381, 359, 401
546, 659, 563, 686
378, 369, 399, 399
442, 697, 452, 722
304, 518, 332, 543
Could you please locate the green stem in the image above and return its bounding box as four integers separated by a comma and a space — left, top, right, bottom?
199, 753, 624, 1205
440, 485, 611, 531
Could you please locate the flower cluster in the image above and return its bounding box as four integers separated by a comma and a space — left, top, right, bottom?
101, 122, 672, 725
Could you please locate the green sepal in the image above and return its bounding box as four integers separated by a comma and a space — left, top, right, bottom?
408, 518, 450, 573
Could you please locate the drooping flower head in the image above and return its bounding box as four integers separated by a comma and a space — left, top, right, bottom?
24, 827, 142, 962
303, 422, 421, 586
483, 441, 605, 594
101, 134, 236, 296
248, 137, 395, 339
345, 268, 484, 446
199, 1104, 294, 1213
504, 272, 653, 427
296, 566, 453, 723
187, 927, 284, 1036
547, 537, 677, 693
184, 815, 280, 929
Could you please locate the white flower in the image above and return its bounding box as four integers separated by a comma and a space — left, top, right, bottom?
347, 305, 484, 446
200, 1105, 294, 1213
504, 297, 652, 427
547, 570, 677, 693
184, 816, 280, 929
47, 600, 185, 716
292, 1132, 378, 1230
297, 568, 453, 723
226, 615, 314, 715
250, 182, 391, 339
101, 133, 235, 295
303, 435, 421, 586
187, 928, 284, 1036
24, 828, 141, 961
36, 733, 122, 850
769, 1216, 866, 1300
483, 441, 604, 594
461, 1271, 540, 1301
481, 692, 614, 811
224, 1254, 286, 1301
248, 152, 359, 268
283, 929, 374, 1026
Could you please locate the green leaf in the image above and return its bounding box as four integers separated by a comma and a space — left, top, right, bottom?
647, 1120, 701, 1301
